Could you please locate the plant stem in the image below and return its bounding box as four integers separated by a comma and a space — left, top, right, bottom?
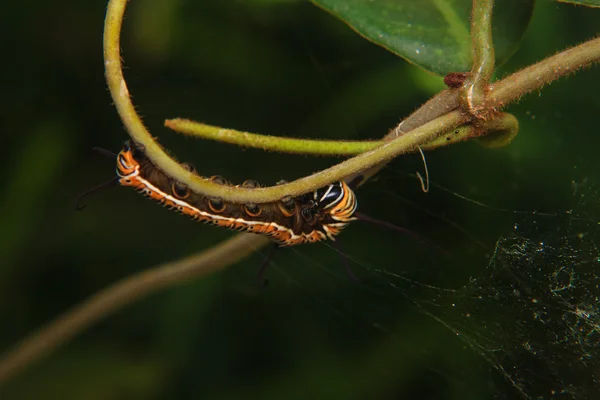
2, 1, 599, 386
464, 0, 495, 116
165, 118, 487, 156
165, 119, 383, 156
104, 0, 465, 204
474, 113, 519, 148
105, 0, 600, 204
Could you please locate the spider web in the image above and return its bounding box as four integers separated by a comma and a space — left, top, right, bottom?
266, 176, 600, 399
399, 206, 600, 398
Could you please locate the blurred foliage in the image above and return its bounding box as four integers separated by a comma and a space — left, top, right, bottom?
0, 1, 599, 399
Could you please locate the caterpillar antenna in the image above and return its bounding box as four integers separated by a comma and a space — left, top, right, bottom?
92, 147, 117, 158
75, 177, 118, 211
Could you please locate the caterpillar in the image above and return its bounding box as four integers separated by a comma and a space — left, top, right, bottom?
116, 141, 358, 246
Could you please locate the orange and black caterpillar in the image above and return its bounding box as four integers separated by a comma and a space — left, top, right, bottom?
116, 141, 358, 246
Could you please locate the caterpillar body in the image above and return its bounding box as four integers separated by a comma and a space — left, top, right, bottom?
116, 141, 358, 246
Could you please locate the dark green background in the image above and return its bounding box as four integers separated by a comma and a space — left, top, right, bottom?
1, 1, 599, 399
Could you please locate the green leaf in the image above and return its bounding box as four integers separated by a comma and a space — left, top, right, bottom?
311, 0, 534, 76
556, 0, 600, 7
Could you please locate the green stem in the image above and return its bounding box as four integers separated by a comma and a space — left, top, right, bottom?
464, 0, 495, 116
165, 118, 488, 156
3, 2, 598, 386
0, 108, 512, 390
105, 0, 600, 205
0, 112, 514, 385
165, 118, 383, 156
104, 0, 470, 204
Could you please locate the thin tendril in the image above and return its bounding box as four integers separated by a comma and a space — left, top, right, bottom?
416, 146, 430, 193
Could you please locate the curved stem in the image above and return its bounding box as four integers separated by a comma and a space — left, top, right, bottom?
105, 0, 600, 204
106, 0, 466, 201
0, 233, 269, 385
0, 114, 494, 385
475, 112, 519, 148
3, 1, 599, 386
